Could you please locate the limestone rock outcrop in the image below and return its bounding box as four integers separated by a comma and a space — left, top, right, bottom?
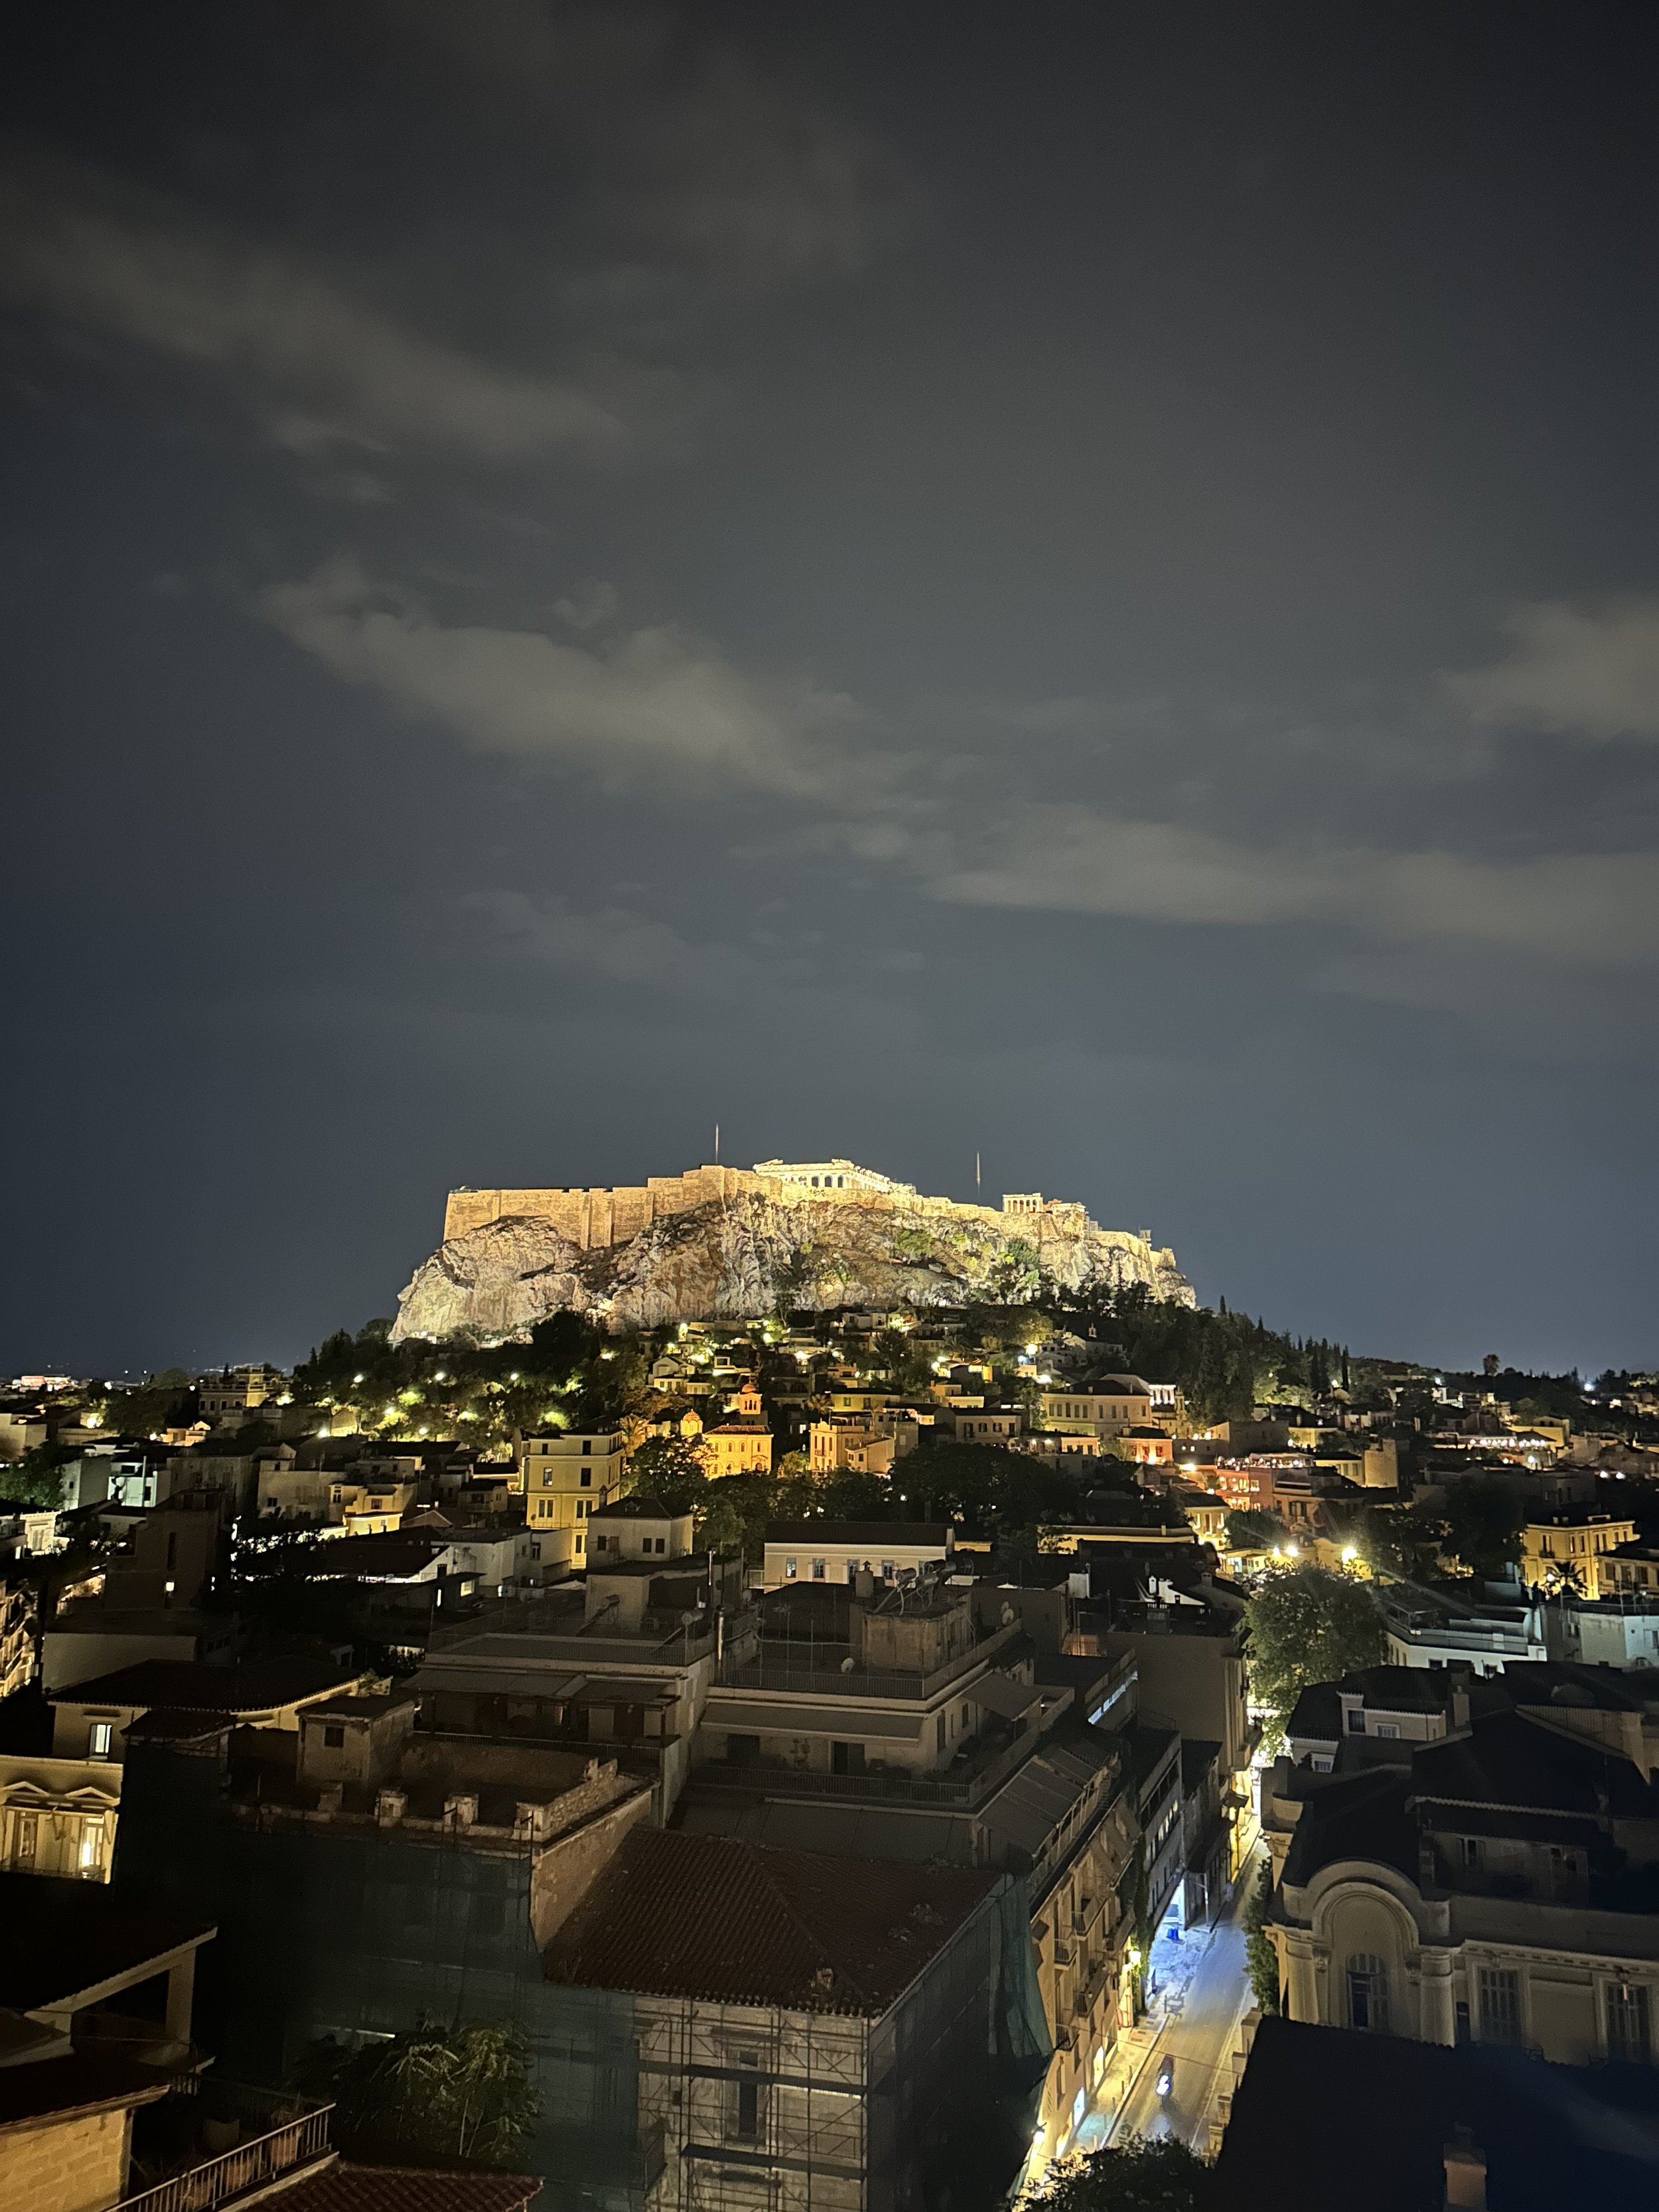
392, 1185, 1193, 1341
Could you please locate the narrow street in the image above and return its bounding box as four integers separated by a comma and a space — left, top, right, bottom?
1102, 1849, 1260, 2154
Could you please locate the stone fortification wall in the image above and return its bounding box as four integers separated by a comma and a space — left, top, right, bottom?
444, 1166, 750, 1248
445, 1163, 1118, 1252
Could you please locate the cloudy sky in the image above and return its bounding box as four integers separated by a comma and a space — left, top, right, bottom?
5, 2, 1657, 1374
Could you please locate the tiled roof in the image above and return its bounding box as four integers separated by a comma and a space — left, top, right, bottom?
271, 2164, 540, 2211
1412, 1705, 1659, 1817
1281, 1767, 1418, 1887
1215, 2017, 1659, 2212
50, 1658, 360, 1712
0, 1873, 214, 2010
1286, 1682, 1341, 1743
0, 2050, 169, 2132
295, 1536, 451, 1578
543, 1828, 999, 2014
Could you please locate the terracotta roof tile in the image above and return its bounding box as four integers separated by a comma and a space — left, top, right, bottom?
273, 2162, 540, 2211
542, 1828, 999, 2015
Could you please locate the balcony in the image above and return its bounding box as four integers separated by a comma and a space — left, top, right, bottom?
693, 1720, 1042, 1807
717, 1618, 1025, 1700
118, 2087, 334, 2212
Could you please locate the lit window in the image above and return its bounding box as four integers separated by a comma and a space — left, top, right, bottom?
88, 1722, 113, 1759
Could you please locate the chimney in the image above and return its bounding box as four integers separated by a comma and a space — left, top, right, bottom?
1443, 2128, 1486, 2211
443, 1793, 478, 1828
375, 1787, 407, 1827
1450, 1686, 1470, 1732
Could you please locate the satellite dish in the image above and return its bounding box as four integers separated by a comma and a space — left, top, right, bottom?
841, 1656, 855, 1673
1000, 1603, 1016, 1627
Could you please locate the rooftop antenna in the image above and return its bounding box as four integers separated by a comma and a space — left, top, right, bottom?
714, 1122, 720, 1164
975, 1149, 981, 1196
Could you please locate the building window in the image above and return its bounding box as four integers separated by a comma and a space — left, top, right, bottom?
1346, 1954, 1390, 2032
1376, 1722, 1400, 1739
812, 1559, 826, 1580
784, 1557, 798, 1579
1479, 1966, 1523, 2046
733, 2074, 760, 2142
88, 1722, 114, 1759
1607, 1981, 1651, 2064
581, 1471, 591, 1488
79, 1820, 103, 1875
582, 1440, 592, 1455
1346, 1709, 1366, 1734
323, 1724, 346, 1749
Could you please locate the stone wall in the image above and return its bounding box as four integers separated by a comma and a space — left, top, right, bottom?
444, 1161, 1139, 1252
0, 2106, 134, 2212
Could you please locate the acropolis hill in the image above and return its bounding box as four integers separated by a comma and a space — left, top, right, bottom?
392, 1158, 1192, 1341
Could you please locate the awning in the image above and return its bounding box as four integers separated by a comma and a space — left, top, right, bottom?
964, 1672, 1046, 1722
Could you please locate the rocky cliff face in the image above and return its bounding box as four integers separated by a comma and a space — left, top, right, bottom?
391, 1189, 1193, 1341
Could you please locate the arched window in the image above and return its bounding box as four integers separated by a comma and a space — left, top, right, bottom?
1347, 1953, 1390, 2032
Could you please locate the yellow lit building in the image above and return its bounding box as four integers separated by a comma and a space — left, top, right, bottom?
0, 1755, 120, 1881
702, 1379, 774, 1479
1520, 1511, 1637, 1597
519, 1430, 626, 1569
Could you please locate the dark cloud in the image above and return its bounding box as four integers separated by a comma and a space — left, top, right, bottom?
1449, 599, 1659, 739
3, 0, 1657, 1373
0, 148, 626, 457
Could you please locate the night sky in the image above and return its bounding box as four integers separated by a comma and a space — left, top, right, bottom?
4, 4, 1656, 1376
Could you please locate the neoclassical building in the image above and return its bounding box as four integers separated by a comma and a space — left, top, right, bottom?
0, 1754, 121, 1881
1267, 1684, 1659, 2064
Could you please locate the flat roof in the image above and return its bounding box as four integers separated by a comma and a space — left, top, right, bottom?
765, 1522, 951, 1546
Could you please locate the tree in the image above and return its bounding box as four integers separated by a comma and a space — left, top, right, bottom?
1243, 1858, 1280, 2016
1244, 1565, 1386, 1733
1439, 1477, 1524, 1582
1352, 1503, 1441, 1584
623, 1434, 710, 1514
525, 1309, 601, 1379
300, 2020, 537, 2168
1224, 1509, 1285, 1554
697, 1476, 774, 1562
1023, 2136, 1209, 2212
0, 1444, 76, 1510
